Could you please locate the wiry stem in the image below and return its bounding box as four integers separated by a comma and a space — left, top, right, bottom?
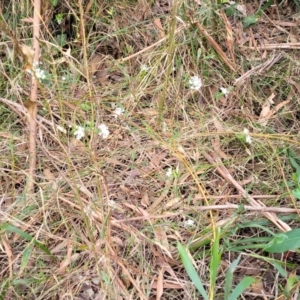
27, 0, 41, 193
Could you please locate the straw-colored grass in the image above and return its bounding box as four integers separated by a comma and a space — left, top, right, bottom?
1, 0, 300, 299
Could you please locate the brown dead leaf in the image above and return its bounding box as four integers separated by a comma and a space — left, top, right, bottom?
2, 237, 13, 279
165, 197, 181, 209
151, 151, 167, 167
152, 281, 184, 289
156, 266, 165, 300
238, 176, 253, 186
259, 92, 290, 126
155, 227, 170, 253
289, 34, 298, 43
43, 168, 57, 190
258, 93, 275, 126
20, 44, 34, 66
21, 18, 34, 23
141, 191, 149, 207
213, 118, 224, 132
250, 278, 265, 294
153, 18, 165, 39
236, 4, 247, 16
68, 137, 86, 152
56, 240, 73, 275
212, 138, 229, 159
43, 168, 55, 182
220, 10, 236, 68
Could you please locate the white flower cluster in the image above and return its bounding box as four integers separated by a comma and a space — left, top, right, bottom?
74, 125, 85, 140
220, 87, 229, 97
35, 67, 46, 80
166, 167, 173, 178
183, 219, 195, 227
72, 124, 110, 140
98, 124, 110, 139
140, 64, 149, 72
113, 106, 125, 118
27, 61, 46, 81
243, 128, 252, 144
189, 76, 202, 91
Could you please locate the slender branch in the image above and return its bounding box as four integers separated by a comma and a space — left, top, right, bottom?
112, 204, 299, 223
203, 151, 291, 232
27, 0, 41, 193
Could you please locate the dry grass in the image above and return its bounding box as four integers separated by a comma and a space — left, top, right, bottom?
1, 0, 300, 299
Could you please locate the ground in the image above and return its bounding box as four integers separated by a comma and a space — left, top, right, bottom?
1, 0, 300, 299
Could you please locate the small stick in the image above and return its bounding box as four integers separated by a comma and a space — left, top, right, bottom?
194, 22, 236, 72
112, 204, 299, 223
203, 151, 291, 232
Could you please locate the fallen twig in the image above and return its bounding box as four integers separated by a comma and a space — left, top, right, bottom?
27, 0, 41, 193
112, 204, 299, 223
194, 21, 236, 72
203, 151, 292, 232
234, 53, 283, 85
246, 43, 300, 50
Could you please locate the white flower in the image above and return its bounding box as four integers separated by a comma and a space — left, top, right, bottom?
183, 219, 195, 227
98, 123, 110, 139
220, 87, 229, 97
35, 67, 46, 80
189, 76, 202, 90
140, 64, 149, 72
113, 107, 124, 118
243, 128, 252, 144
62, 76, 66, 81
74, 125, 85, 140
166, 167, 172, 178
108, 200, 116, 209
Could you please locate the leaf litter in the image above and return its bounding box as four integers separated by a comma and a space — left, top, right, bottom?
0, 0, 300, 299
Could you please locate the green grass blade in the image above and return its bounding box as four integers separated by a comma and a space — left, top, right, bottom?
177, 242, 209, 300
210, 227, 221, 298
228, 276, 255, 300
20, 245, 32, 273
1, 224, 54, 259
224, 255, 241, 300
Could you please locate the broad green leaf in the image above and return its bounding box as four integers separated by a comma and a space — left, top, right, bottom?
228, 276, 255, 300
243, 14, 260, 28
177, 242, 208, 300
264, 228, 300, 253
224, 255, 241, 300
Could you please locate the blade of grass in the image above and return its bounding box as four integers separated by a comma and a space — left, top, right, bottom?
210, 227, 221, 300
224, 255, 241, 300
228, 276, 255, 300
1, 224, 55, 259
177, 242, 209, 300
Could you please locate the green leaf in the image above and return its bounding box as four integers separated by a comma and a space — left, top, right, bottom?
264, 228, 300, 253
292, 187, 300, 200
20, 245, 32, 273
50, 0, 58, 7
224, 255, 241, 299
243, 14, 260, 28
287, 149, 300, 178
177, 242, 209, 300
1, 224, 54, 259
228, 276, 255, 300
210, 228, 221, 297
